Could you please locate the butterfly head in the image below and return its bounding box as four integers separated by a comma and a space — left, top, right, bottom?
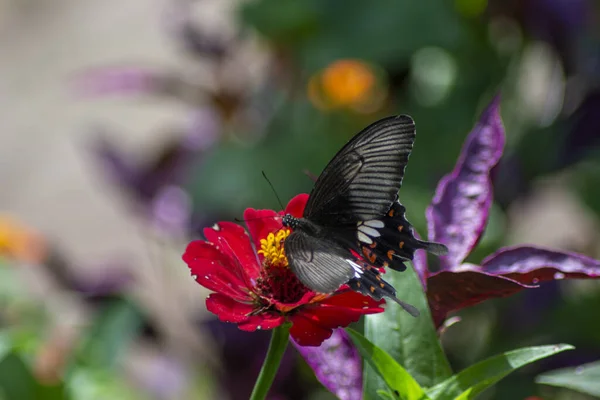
282, 214, 300, 229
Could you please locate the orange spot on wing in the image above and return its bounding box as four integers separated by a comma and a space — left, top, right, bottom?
397, 225, 403, 232
387, 250, 395, 260
362, 247, 371, 258
388, 209, 395, 217
399, 241, 404, 249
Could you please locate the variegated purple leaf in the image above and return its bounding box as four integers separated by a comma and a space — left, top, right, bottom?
426, 267, 534, 327
481, 245, 600, 284
292, 329, 361, 400
427, 96, 505, 269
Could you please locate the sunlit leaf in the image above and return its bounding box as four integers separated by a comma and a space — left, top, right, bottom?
346, 328, 429, 400
426, 344, 574, 400
536, 359, 600, 397
364, 266, 452, 393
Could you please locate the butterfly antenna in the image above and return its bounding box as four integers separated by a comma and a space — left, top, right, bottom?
262, 170, 284, 210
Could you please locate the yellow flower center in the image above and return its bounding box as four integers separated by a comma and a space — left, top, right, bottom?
257, 229, 290, 268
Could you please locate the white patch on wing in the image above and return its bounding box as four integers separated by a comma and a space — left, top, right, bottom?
347, 260, 363, 278
363, 219, 384, 228
357, 231, 372, 244
358, 225, 381, 238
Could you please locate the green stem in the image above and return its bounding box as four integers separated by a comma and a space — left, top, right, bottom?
249, 323, 291, 400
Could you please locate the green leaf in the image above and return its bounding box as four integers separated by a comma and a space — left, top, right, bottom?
0, 351, 68, 400
75, 297, 143, 370
536, 359, 600, 397
346, 328, 430, 400
0, 352, 37, 400
240, 0, 321, 45
377, 389, 395, 400
364, 266, 452, 394
426, 344, 574, 400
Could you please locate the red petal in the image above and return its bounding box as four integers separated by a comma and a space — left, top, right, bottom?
289, 291, 384, 346
203, 222, 260, 280
285, 194, 309, 218
318, 290, 385, 312
243, 208, 283, 250
183, 241, 251, 301
273, 291, 316, 313
206, 293, 254, 324
289, 314, 336, 346
238, 313, 285, 332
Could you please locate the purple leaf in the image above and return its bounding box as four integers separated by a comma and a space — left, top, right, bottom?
151, 185, 193, 235
91, 132, 139, 192
89, 109, 218, 205
72, 66, 166, 98
426, 267, 533, 327
425, 245, 600, 327
427, 96, 506, 269
292, 329, 362, 400
163, 0, 229, 60
481, 245, 600, 285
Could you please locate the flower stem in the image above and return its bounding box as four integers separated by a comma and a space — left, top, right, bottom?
249, 323, 291, 400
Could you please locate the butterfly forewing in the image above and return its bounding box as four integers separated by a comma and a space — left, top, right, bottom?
303, 115, 416, 226
284, 230, 355, 294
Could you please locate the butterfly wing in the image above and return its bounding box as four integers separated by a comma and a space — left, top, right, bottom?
285, 230, 420, 316
303, 115, 415, 226
284, 230, 356, 294
357, 201, 448, 272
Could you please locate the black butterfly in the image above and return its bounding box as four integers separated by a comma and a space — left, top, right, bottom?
282, 115, 448, 317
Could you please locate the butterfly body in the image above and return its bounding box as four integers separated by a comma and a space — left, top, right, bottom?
282, 115, 448, 316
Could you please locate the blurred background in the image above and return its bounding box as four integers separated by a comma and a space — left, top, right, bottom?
1, 0, 600, 398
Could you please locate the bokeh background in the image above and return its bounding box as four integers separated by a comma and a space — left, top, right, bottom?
1, 0, 600, 398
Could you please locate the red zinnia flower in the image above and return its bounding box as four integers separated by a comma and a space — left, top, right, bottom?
183, 194, 385, 346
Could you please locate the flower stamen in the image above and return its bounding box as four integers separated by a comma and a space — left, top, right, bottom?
258, 229, 290, 268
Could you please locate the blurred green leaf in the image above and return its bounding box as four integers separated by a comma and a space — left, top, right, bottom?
536, 359, 600, 397
240, 0, 321, 45
346, 328, 429, 400
75, 297, 143, 370
364, 267, 452, 393
377, 389, 396, 399
0, 352, 36, 400
572, 161, 600, 218
68, 368, 140, 400
426, 344, 574, 400
0, 351, 68, 400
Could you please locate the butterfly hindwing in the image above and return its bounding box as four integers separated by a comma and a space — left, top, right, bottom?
347, 262, 420, 317
356, 201, 448, 272
303, 115, 416, 225
284, 230, 356, 294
